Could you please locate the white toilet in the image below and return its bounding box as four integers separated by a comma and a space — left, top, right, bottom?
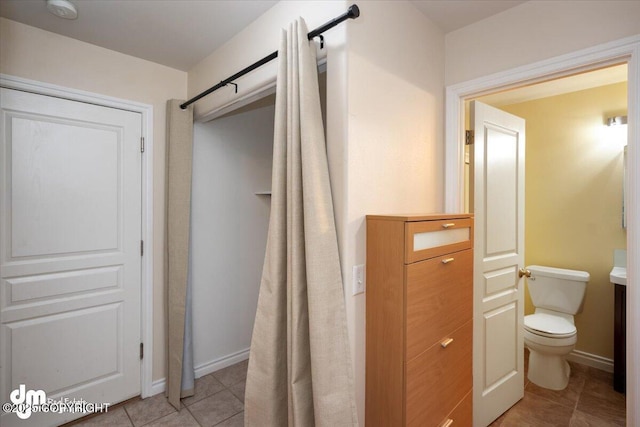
524, 265, 589, 390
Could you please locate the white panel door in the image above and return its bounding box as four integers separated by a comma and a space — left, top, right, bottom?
0, 88, 142, 426
471, 101, 525, 426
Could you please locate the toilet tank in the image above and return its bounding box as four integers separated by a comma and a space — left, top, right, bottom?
527, 265, 590, 315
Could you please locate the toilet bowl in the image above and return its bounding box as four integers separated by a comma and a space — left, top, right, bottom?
524, 311, 577, 390
524, 265, 589, 390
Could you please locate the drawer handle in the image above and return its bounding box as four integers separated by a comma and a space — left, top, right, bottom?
441, 338, 454, 348
442, 223, 456, 229
440, 419, 454, 427
441, 258, 455, 264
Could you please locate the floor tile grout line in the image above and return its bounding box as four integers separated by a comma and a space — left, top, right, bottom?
182, 402, 204, 427
496, 362, 626, 426
123, 404, 135, 427
122, 404, 135, 427
130, 397, 179, 427
60, 360, 248, 427
180, 377, 245, 427
524, 388, 584, 414
211, 409, 243, 427
572, 379, 585, 412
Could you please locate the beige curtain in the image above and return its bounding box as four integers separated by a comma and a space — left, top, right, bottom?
165, 99, 195, 410
244, 19, 358, 427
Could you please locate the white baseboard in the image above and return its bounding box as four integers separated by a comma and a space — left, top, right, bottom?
146, 348, 251, 397
567, 349, 614, 373
194, 348, 250, 378
149, 378, 166, 396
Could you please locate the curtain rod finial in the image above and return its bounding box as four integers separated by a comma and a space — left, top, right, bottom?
348, 4, 360, 18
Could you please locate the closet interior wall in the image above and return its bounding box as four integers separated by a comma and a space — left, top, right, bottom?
190, 71, 327, 374
191, 99, 274, 372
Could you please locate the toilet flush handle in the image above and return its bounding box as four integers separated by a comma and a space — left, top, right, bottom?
519, 268, 532, 279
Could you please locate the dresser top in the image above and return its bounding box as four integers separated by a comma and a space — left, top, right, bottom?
366, 213, 472, 222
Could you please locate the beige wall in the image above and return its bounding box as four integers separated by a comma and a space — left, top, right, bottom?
445, 1, 640, 85
187, 1, 347, 118
0, 17, 188, 381
501, 82, 627, 359
345, 1, 445, 423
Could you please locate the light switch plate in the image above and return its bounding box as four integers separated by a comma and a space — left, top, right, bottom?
352, 264, 365, 295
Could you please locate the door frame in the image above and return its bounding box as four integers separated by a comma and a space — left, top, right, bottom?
444, 35, 640, 424
0, 74, 155, 399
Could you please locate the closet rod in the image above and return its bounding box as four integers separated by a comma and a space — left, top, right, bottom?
180, 4, 360, 110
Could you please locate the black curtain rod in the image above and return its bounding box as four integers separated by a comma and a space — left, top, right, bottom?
180, 4, 360, 110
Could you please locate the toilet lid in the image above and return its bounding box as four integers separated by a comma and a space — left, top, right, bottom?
524, 313, 576, 338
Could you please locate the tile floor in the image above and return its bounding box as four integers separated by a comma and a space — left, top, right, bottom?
66, 359, 248, 427
67, 352, 626, 427
490, 350, 626, 426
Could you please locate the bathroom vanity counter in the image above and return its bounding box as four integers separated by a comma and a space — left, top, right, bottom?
610, 267, 627, 286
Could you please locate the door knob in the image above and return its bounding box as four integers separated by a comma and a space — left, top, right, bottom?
519, 268, 531, 278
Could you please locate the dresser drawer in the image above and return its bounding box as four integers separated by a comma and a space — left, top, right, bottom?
405, 218, 473, 264
439, 391, 472, 427
405, 320, 472, 427
405, 249, 473, 361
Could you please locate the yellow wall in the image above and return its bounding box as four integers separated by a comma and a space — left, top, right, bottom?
501, 82, 627, 359
0, 17, 188, 381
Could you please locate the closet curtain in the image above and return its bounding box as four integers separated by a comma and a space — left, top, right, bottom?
165, 99, 196, 410
244, 19, 358, 426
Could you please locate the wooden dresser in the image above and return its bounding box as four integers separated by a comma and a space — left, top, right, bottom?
365, 214, 473, 427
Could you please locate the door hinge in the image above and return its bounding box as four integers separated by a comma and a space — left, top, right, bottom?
140, 240, 144, 256
140, 343, 144, 360
465, 130, 474, 145
140, 137, 145, 153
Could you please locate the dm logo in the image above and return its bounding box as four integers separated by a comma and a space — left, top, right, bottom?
10, 384, 46, 420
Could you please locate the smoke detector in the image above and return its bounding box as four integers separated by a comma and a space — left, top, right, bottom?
46, 0, 78, 20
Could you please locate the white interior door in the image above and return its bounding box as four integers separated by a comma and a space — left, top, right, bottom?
0, 88, 142, 426
471, 100, 525, 426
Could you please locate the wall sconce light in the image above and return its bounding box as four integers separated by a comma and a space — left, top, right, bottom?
603, 115, 628, 148
606, 115, 628, 126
